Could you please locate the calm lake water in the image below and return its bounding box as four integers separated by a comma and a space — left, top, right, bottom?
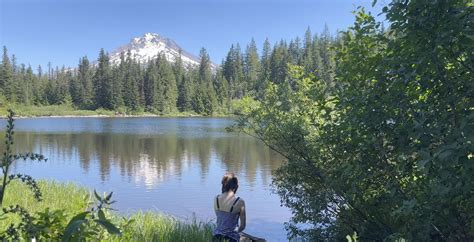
0, 117, 290, 241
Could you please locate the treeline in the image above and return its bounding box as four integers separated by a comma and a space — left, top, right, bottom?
0, 27, 338, 115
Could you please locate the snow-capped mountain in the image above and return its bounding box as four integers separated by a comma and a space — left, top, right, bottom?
108, 33, 213, 69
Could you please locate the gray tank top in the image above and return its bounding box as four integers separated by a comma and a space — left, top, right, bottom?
213, 195, 241, 241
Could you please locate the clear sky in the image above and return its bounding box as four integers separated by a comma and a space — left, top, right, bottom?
0, 0, 385, 69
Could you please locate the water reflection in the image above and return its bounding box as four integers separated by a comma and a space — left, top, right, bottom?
5, 131, 282, 186
0, 118, 289, 241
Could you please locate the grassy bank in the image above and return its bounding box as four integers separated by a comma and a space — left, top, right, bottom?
1, 180, 213, 241
0, 104, 233, 118
0, 104, 116, 117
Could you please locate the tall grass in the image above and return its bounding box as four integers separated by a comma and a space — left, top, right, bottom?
113, 212, 213, 241
0, 180, 213, 241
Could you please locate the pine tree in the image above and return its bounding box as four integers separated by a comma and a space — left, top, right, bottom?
144, 59, 159, 112
16, 63, 27, 104
0, 46, 12, 96
303, 27, 314, 72
311, 34, 323, 79
178, 69, 195, 112
157, 54, 178, 113
78, 56, 94, 108
244, 38, 261, 96
1, 47, 15, 102
56, 67, 71, 104
23, 65, 34, 105
93, 49, 114, 109
270, 40, 290, 84
111, 52, 125, 108
256, 38, 272, 96
33, 65, 44, 105
223, 44, 236, 97
196, 48, 217, 115
319, 24, 336, 89
214, 69, 229, 112
70, 59, 84, 107
122, 50, 140, 111
175, 51, 190, 112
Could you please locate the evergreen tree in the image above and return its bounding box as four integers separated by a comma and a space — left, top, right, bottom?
93, 49, 114, 109
195, 48, 217, 115
319, 24, 336, 89
0, 46, 13, 96
16, 63, 27, 104
270, 40, 290, 84
56, 67, 71, 104
303, 27, 314, 72
144, 58, 159, 112
233, 44, 245, 97
111, 52, 125, 108
214, 69, 229, 111
311, 34, 323, 79
244, 38, 261, 96
23, 65, 34, 105
157, 54, 178, 113
223, 44, 236, 97
1, 48, 15, 102
33, 65, 45, 105
175, 51, 192, 112
257, 38, 272, 96
70, 59, 84, 107
288, 38, 302, 65
78, 56, 94, 108
122, 50, 140, 111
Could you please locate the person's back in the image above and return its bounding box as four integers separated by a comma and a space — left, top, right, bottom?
213, 172, 246, 242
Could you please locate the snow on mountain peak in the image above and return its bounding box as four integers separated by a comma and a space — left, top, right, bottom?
109, 33, 214, 70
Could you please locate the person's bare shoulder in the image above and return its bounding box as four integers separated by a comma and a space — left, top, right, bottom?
236, 197, 245, 209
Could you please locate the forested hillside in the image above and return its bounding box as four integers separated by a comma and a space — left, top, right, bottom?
0, 27, 337, 115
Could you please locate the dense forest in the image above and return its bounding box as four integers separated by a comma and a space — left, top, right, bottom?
0, 26, 337, 115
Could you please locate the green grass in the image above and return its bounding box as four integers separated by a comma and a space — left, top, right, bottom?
0, 104, 116, 117
2, 180, 89, 223
0, 104, 233, 118
116, 212, 213, 241
0, 180, 213, 241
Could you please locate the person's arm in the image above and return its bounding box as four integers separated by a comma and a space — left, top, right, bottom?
237, 200, 246, 232
214, 195, 219, 214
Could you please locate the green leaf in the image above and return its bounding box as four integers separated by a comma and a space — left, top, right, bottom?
93, 190, 102, 202
94, 219, 121, 235
98, 209, 106, 221
62, 218, 86, 242
105, 191, 113, 201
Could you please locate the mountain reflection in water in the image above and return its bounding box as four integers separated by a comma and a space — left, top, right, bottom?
0, 117, 290, 241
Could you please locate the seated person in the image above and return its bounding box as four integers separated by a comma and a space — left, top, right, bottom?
213, 172, 246, 242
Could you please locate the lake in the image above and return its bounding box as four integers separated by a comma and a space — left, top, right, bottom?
0, 117, 291, 241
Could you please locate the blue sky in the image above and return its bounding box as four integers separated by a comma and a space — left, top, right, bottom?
1, 0, 385, 69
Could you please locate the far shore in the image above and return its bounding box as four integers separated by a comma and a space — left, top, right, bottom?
0, 113, 234, 119
0, 105, 234, 119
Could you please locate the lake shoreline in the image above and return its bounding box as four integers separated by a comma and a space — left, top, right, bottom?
3, 114, 235, 119
0, 105, 235, 119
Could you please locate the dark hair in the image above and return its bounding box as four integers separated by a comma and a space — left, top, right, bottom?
221, 172, 239, 193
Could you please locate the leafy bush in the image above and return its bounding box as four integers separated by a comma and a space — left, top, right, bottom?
236, 0, 473, 240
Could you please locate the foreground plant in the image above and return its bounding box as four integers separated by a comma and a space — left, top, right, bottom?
0, 109, 121, 240
0, 109, 46, 206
